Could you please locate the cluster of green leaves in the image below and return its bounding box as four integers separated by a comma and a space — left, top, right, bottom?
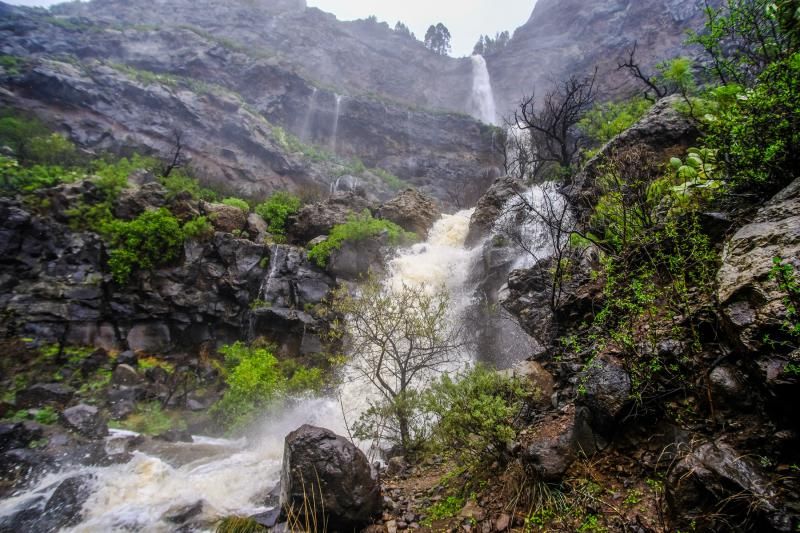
103, 208, 185, 283
424, 365, 529, 467
254, 191, 301, 236
422, 496, 465, 525
0, 55, 24, 76
270, 124, 334, 164
769, 257, 800, 345
113, 401, 183, 435
211, 342, 323, 432
308, 211, 414, 267
183, 215, 215, 241
579, 98, 653, 145
160, 170, 218, 201
703, 52, 800, 193
222, 197, 250, 212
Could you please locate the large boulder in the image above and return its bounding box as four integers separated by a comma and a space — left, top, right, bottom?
280, 425, 381, 530
113, 182, 167, 219
287, 191, 375, 245
577, 355, 631, 434
717, 177, 800, 352
15, 383, 75, 409
378, 189, 440, 239
327, 233, 387, 281
61, 404, 108, 439
466, 176, 526, 247
202, 201, 248, 233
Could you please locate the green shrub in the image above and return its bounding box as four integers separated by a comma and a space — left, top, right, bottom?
0, 156, 80, 194
160, 170, 218, 201
114, 402, 181, 435
34, 406, 58, 425
104, 208, 185, 283
425, 365, 528, 466
254, 191, 301, 235
422, 496, 465, 525
183, 216, 214, 240
0, 55, 24, 76
579, 97, 652, 145
222, 197, 250, 213
308, 211, 414, 267
371, 167, 408, 190
704, 52, 800, 193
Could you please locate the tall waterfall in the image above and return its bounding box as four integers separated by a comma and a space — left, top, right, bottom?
470, 55, 497, 126
330, 93, 343, 152
299, 87, 318, 142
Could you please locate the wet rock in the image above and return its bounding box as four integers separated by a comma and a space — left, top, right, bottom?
252, 507, 282, 528
79, 348, 110, 375
0, 448, 51, 485
15, 383, 74, 409
203, 201, 248, 233
246, 212, 269, 242
111, 363, 142, 386
115, 350, 138, 367
666, 440, 779, 531
106, 386, 143, 419
378, 189, 440, 238
327, 232, 387, 281
578, 356, 631, 433
0, 422, 43, 453
61, 404, 108, 439
288, 191, 375, 245
386, 456, 408, 476
113, 182, 167, 219
709, 365, 745, 399
522, 406, 596, 481
466, 176, 525, 247
280, 425, 381, 530
717, 177, 800, 352
41, 474, 95, 529
126, 322, 171, 353
154, 428, 193, 443
163, 500, 206, 524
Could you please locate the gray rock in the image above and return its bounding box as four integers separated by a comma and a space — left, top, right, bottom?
15, 383, 75, 409
578, 356, 631, 433
41, 474, 95, 530
522, 406, 596, 481
466, 176, 526, 247
378, 189, 440, 238
111, 364, 142, 386
288, 191, 375, 245
61, 404, 108, 439
203, 202, 248, 234
0, 422, 44, 453
386, 456, 408, 476
113, 182, 167, 219
280, 425, 381, 530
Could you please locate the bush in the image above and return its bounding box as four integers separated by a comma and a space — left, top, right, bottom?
425, 365, 528, 466
704, 52, 800, 193
115, 402, 182, 435
254, 191, 301, 235
222, 197, 250, 213
308, 211, 414, 267
579, 98, 652, 145
183, 216, 214, 241
104, 208, 185, 283
0, 156, 80, 194
160, 170, 217, 201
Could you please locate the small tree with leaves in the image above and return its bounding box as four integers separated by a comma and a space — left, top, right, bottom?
424, 23, 452, 56
329, 277, 462, 452
394, 21, 415, 40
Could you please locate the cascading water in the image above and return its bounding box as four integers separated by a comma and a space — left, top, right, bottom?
330, 93, 343, 152
299, 87, 318, 142
0, 210, 485, 532
470, 55, 497, 126
329, 175, 360, 195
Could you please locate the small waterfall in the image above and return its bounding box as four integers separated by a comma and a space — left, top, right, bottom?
299, 87, 318, 142
330, 93, 343, 153
329, 175, 360, 195
470, 55, 497, 126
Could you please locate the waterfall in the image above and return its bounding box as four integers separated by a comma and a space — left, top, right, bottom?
329, 175, 360, 195
1, 210, 537, 531
330, 93, 343, 152
470, 55, 497, 126
299, 87, 318, 142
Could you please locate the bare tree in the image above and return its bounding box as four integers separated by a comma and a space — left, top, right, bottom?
161, 129, 187, 178
512, 69, 598, 180
329, 277, 463, 451
617, 41, 669, 101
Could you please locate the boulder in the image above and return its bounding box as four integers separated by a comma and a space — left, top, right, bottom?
41, 474, 96, 530
111, 364, 142, 386
378, 189, 440, 238
577, 356, 631, 433
666, 440, 782, 531
287, 191, 375, 245
280, 425, 381, 530
202, 201, 248, 233
15, 383, 74, 409
327, 233, 387, 281
246, 212, 269, 242
521, 406, 596, 481
61, 404, 108, 439
717, 177, 800, 352
113, 182, 167, 219
0, 422, 44, 453
466, 176, 526, 247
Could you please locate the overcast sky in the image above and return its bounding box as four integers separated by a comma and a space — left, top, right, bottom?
6, 0, 537, 57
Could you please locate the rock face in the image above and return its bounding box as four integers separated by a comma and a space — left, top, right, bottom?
378, 189, 440, 238
0, 197, 333, 356
466, 176, 525, 247
717, 178, 800, 352
280, 425, 381, 530
61, 404, 109, 439
521, 406, 596, 481
288, 191, 374, 245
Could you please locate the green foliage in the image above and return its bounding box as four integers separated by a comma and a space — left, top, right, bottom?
0, 156, 80, 194
222, 197, 250, 213
578, 514, 607, 533
424, 365, 528, 466
34, 406, 58, 425
115, 402, 182, 435
254, 191, 301, 235
579, 98, 652, 145
0, 112, 79, 168
0, 55, 24, 76
659, 57, 697, 97
104, 208, 185, 283
703, 53, 800, 193
183, 216, 215, 241
215, 517, 268, 533
308, 211, 414, 267
422, 496, 465, 525
160, 170, 218, 201
770, 257, 800, 342
371, 167, 408, 190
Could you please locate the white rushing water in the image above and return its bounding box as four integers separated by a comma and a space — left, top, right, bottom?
299, 87, 318, 142
470, 55, 497, 126
0, 209, 481, 532
330, 93, 343, 152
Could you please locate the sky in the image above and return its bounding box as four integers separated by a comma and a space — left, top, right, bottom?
7, 0, 537, 57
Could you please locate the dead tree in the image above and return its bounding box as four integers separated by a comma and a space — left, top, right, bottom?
513, 69, 598, 180
617, 41, 668, 101
161, 129, 187, 178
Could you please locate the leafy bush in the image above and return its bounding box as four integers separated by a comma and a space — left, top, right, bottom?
579, 98, 652, 145
0, 55, 24, 76
0, 113, 79, 168
422, 496, 465, 525
704, 52, 800, 193
183, 216, 214, 241
104, 208, 185, 283
425, 365, 528, 466
160, 170, 218, 201
308, 211, 414, 267
254, 191, 301, 235
34, 406, 58, 425
222, 197, 250, 213
115, 402, 182, 435
0, 156, 80, 194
